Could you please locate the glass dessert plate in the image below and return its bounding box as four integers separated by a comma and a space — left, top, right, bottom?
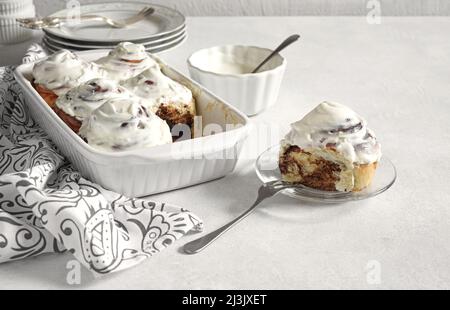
255, 145, 396, 203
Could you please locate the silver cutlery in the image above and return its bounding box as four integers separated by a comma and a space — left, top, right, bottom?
183, 180, 303, 254
251, 34, 300, 73
17, 6, 154, 29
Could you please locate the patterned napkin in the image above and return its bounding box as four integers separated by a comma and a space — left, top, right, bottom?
0, 45, 203, 275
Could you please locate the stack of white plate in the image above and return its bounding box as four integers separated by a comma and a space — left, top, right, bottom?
42, 2, 186, 53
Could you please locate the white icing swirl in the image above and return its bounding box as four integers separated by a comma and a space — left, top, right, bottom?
282, 101, 381, 164
55, 78, 133, 121
79, 97, 172, 151
33, 49, 105, 96
95, 42, 158, 81
121, 66, 193, 112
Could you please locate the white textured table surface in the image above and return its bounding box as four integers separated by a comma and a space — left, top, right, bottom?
1, 17, 450, 289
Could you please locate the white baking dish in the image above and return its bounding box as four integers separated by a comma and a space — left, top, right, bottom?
14, 50, 250, 197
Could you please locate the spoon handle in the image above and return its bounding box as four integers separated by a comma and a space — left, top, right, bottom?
251, 34, 300, 73
183, 181, 288, 254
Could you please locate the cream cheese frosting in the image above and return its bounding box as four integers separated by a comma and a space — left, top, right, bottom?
33, 49, 105, 96
121, 66, 194, 112
55, 78, 133, 121
282, 101, 381, 164
79, 97, 172, 151
95, 42, 158, 81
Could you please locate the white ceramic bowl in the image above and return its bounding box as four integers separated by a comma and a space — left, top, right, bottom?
0, 0, 34, 43
14, 50, 250, 197
0, 3, 35, 26
187, 45, 286, 116
0, 0, 36, 44
0, 0, 34, 15
0, 23, 33, 44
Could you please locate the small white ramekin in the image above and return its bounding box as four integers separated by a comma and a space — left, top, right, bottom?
187, 45, 286, 116
0, 0, 34, 16
0, 24, 33, 43
0, 4, 35, 26
0, 1, 34, 43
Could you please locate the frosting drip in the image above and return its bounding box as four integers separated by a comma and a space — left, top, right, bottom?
282, 101, 381, 164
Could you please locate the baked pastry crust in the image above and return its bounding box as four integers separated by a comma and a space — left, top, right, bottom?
34, 82, 81, 133
53, 106, 82, 133
34, 83, 58, 108
353, 162, 377, 191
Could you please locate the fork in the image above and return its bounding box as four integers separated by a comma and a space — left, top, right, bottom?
183, 180, 298, 254
17, 6, 154, 29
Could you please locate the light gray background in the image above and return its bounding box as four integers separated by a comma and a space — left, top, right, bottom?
34, 0, 450, 16
1, 16, 450, 289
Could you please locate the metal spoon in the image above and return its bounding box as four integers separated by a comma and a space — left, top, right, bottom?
251, 34, 300, 73
183, 180, 299, 254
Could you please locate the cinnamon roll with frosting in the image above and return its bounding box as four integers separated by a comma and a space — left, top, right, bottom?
31, 42, 199, 152
32, 49, 105, 107
279, 101, 381, 192
96, 42, 158, 81
54, 78, 133, 132
122, 66, 196, 137
79, 97, 172, 152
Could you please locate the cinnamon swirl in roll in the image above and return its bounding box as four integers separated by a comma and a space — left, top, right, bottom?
54, 78, 133, 132
32, 49, 105, 108
122, 66, 196, 139
95, 42, 158, 81
79, 97, 172, 152
279, 101, 381, 192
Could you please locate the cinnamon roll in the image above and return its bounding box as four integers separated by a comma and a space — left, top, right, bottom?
121, 66, 196, 139
32, 49, 105, 108
95, 42, 158, 81
78, 97, 172, 152
279, 101, 381, 192
55, 78, 133, 132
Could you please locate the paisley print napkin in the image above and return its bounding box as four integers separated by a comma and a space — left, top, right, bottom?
22, 43, 48, 64
0, 51, 203, 275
